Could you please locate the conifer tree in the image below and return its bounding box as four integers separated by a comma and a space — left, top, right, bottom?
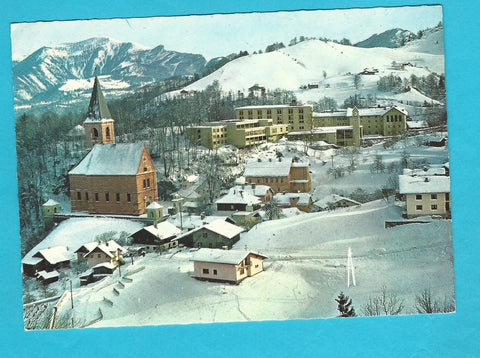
335, 292, 357, 317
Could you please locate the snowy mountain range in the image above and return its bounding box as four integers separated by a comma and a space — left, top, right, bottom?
12, 26, 444, 112
13, 37, 206, 106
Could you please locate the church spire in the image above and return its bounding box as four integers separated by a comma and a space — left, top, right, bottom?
84, 76, 115, 150
86, 76, 112, 121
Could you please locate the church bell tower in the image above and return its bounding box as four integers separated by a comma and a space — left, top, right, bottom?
84, 76, 115, 150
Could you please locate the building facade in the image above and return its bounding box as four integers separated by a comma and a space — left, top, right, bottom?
235, 101, 314, 132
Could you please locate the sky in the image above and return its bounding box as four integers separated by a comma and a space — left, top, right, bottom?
11, 5, 443, 61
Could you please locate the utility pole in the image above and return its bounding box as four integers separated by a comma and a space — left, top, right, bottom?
70, 280, 74, 309
347, 247, 356, 287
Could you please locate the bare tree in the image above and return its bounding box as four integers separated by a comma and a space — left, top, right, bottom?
361, 286, 405, 316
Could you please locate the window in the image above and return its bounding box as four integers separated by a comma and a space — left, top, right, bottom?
416, 205, 423, 211
143, 179, 146, 188
106, 127, 111, 139
92, 128, 99, 139
431, 194, 437, 200
98, 254, 101, 258
77, 192, 81, 200
95, 192, 99, 202
127, 193, 131, 202
144, 167, 148, 172
116, 193, 120, 202
416, 194, 422, 200
213, 269, 217, 275
85, 192, 89, 201
105, 192, 110, 202
446, 193, 450, 200
147, 178, 150, 188
208, 243, 213, 248
239, 268, 245, 275
202, 268, 209, 274
431, 204, 438, 210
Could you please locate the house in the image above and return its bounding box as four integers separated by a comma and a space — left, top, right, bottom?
191, 249, 267, 284
399, 175, 451, 218
425, 136, 447, 147
215, 187, 262, 212
83, 240, 127, 268
243, 157, 311, 193
273, 192, 313, 212
36, 270, 60, 285
248, 84, 266, 97
22, 246, 71, 277
74, 242, 99, 261
68, 76, 158, 215
168, 214, 236, 232
175, 219, 244, 249
232, 210, 262, 228
42, 199, 60, 218
313, 194, 361, 211
402, 167, 447, 177
171, 174, 209, 212
129, 221, 181, 251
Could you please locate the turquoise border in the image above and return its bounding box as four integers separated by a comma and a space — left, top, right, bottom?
1, 0, 478, 356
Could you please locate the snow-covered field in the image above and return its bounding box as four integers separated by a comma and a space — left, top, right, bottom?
53, 199, 453, 327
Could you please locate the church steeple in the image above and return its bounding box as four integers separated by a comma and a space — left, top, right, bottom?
84, 76, 115, 150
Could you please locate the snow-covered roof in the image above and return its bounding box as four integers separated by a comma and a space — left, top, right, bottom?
315, 106, 407, 118
313, 111, 347, 117
43, 199, 59, 206
407, 121, 428, 129
33, 246, 70, 265
142, 222, 181, 239
215, 187, 261, 206
146, 202, 163, 210
288, 126, 353, 136
313, 194, 361, 209
74, 242, 98, 254
244, 157, 292, 177
21, 257, 43, 265
403, 167, 446, 176
67, 124, 85, 137
204, 219, 245, 239
85, 240, 127, 258
69, 143, 145, 176
235, 184, 272, 197
273, 193, 312, 206
168, 214, 233, 231
37, 270, 60, 280
399, 175, 450, 194
173, 174, 206, 199
191, 248, 266, 265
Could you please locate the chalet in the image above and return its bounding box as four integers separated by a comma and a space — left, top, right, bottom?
171, 174, 208, 213
273, 192, 312, 212
399, 175, 451, 218
313, 194, 361, 211
68, 76, 158, 215
175, 219, 244, 249
36, 270, 60, 285
243, 157, 311, 193
235, 177, 273, 203
191, 249, 267, 284
425, 136, 447, 147
215, 187, 262, 212
24, 246, 70, 277
83, 240, 127, 268
74, 242, 99, 261
232, 210, 262, 228
129, 221, 181, 251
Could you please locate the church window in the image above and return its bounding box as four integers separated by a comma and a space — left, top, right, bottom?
147, 178, 150, 188
92, 128, 99, 139
105, 192, 110, 202
85, 192, 89, 201
77, 192, 81, 200
95, 192, 99, 201
144, 167, 148, 172
106, 127, 111, 139
116, 193, 120, 202
127, 193, 131, 202
143, 179, 146, 188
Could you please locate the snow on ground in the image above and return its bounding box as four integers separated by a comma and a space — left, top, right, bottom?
55, 199, 453, 327
23, 218, 144, 262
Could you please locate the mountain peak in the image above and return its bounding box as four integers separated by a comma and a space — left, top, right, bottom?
355, 28, 416, 49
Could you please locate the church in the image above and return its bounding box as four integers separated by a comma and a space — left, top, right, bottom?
69, 77, 158, 215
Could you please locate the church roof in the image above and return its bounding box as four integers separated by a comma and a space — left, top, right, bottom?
68, 143, 145, 176
85, 76, 112, 122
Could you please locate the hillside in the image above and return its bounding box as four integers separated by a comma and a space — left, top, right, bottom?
172, 38, 444, 105
354, 28, 417, 48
